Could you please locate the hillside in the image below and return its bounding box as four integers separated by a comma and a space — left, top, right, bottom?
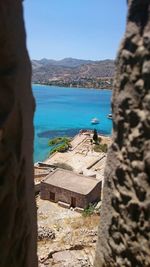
32, 58, 115, 88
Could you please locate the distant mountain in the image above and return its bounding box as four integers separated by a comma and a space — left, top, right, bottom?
32, 58, 115, 85
32, 57, 94, 69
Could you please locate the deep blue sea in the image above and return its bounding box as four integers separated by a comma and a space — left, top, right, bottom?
33, 85, 112, 162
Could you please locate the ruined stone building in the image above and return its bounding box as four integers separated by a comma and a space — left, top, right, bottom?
41, 168, 101, 209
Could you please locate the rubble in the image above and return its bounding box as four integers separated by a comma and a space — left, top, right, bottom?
38, 226, 55, 240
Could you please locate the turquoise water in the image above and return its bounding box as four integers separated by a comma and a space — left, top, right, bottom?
33, 85, 112, 162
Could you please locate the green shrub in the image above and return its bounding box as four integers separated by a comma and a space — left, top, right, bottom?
98, 137, 102, 143
48, 136, 72, 155
48, 136, 71, 146
94, 143, 108, 153
82, 203, 96, 217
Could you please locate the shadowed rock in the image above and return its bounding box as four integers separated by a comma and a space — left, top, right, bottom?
94, 1, 150, 266
0, 1, 37, 266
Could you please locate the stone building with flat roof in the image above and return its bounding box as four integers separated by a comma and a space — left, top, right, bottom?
40, 168, 102, 209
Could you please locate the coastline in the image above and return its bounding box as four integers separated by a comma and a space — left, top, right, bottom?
33, 85, 112, 163
34, 129, 112, 164
35, 130, 112, 168
32, 82, 112, 90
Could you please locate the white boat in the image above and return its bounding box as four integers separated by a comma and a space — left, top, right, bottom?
91, 118, 100, 124
107, 113, 112, 119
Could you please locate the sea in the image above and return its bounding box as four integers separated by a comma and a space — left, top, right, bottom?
33, 84, 112, 162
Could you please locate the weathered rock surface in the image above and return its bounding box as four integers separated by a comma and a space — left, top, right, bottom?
0, 1, 37, 266
39, 246, 94, 267
38, 226, 55, 240
94, 1, 150, 266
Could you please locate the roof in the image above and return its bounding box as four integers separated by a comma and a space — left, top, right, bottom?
42, 168, 100, 195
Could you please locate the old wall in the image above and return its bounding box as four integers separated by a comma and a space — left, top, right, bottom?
0, 1, 37, 267
94, 1, 150, 266
40, 182, 92, 208
86, 182, 102, 204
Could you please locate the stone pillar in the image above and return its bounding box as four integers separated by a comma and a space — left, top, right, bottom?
0, 1, 37, 267
94, 1, 150, 266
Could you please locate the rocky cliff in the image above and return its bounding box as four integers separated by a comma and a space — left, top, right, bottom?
94, 1, 150, 266
0, 1, 37, 267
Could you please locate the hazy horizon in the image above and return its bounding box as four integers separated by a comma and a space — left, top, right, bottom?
32, 57, 115, 61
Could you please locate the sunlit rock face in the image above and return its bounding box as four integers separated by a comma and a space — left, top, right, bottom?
0, 1, 37, 266
94, 1, 150, 266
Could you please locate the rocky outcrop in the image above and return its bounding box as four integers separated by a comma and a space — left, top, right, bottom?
94, 1, 150, 266
39, 245, 95, 267
0, 1, 37, 267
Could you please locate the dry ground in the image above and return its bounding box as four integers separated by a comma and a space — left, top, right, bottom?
37, 196, 100, 266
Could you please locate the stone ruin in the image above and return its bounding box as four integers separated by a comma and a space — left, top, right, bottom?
0, 0, 149, 267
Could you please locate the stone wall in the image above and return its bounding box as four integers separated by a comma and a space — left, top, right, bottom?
94, 1, 150, 266
40, 181, 101, 208
86, 181, 102, 204
0, 1, 37, 267
41, 182, 88, 208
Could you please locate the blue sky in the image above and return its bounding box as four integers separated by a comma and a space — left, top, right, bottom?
23, 0, 127, 60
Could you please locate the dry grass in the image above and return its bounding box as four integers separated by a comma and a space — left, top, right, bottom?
59, 215, 99, 247
64, 214, 99, 230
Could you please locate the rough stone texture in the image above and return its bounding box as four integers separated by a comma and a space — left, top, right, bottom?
38, 226, 55, 240
0, 1, 37, 267
94, 1, 150, 266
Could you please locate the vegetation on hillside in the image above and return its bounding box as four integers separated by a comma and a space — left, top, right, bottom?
94, 143, 108, 153
91, 131, 108, 153
48, 136, 72, 155
83, 203, 96, 217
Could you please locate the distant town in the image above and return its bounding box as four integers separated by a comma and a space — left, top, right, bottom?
35, 77, 113, 89
32, 58, 114, 89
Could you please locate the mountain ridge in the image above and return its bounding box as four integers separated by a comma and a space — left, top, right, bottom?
32, 57, 114, 68
32, 57, 115, 88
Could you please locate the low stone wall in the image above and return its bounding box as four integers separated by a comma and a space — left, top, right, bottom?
58, 201, 70, 209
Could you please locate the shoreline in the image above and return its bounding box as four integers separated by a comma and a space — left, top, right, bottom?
32, 83, 112, 90
34, 129, 112, 164
35, 130, 112, 167
33, 86, 112, 163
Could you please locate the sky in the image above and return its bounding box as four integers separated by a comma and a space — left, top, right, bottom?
23, 0, 127, 61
